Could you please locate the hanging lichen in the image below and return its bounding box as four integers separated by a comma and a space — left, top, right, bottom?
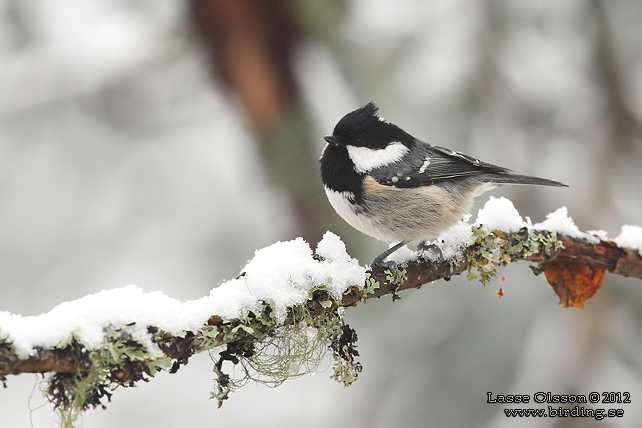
209, 287, 361, 407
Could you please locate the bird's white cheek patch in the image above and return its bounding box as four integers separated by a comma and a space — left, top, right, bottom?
347, 142, 409, 173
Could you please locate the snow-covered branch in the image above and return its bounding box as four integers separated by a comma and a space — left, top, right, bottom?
1, 198, 640, 425
352, 229, 642, 308
345, 197, 641, 307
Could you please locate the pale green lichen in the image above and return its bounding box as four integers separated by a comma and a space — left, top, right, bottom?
0, 334, 19, 387
209, 285, 361, 407
465, 227, 564, 284
363, 273, 380, 297
385, 267, 407, 285
448, 253, 465, 272
47, 325, 177, 428
384, 267, 407, 301
6, 278, 362, 423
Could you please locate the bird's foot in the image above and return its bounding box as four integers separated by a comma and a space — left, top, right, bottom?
417, 241, 444, 261
370, 241, 408, 267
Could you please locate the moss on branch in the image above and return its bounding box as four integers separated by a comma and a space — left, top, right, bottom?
0, 225, 639, 426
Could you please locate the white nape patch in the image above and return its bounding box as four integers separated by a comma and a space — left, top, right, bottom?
418, 157, 431, 173
347, 142, 408, 173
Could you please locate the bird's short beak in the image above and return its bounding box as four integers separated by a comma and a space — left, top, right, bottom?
324, 135, 342, 146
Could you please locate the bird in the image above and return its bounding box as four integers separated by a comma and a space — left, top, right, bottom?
319, 102, 567, 265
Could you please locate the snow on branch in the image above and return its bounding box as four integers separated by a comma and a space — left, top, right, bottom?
352, 198, 642, 308
1, 198, 640, 425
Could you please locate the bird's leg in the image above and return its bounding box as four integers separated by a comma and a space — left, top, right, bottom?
417, 241, 443, 261
371, 241, 408, 266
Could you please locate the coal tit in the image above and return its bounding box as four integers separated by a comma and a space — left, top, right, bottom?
320, 102, 567, 264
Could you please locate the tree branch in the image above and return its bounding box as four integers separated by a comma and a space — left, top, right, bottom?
344, 231, 641, 307
1, 226, 640, 419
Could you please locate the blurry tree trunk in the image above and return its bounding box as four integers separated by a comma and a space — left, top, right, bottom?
190, 0, 299, 131
190, 0, 330, 244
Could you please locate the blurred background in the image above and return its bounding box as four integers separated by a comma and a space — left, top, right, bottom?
1, 0, 640, 427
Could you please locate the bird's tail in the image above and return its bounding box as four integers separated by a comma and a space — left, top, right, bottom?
486, 173, 567, 187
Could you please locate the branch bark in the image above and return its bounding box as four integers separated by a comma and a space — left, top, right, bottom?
1, 228, 640, 412
343, 232, 641, 306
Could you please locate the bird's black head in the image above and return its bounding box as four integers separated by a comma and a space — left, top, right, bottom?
324, 102, 413, 149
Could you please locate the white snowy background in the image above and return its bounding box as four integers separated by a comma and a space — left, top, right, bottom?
1, 1, 641, 427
